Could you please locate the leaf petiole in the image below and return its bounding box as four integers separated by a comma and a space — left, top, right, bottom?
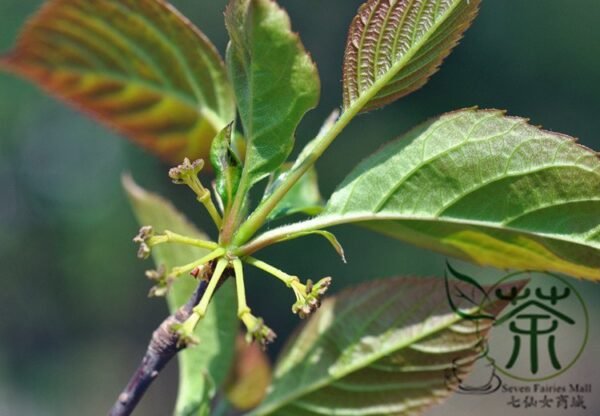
232, 100, 363, 247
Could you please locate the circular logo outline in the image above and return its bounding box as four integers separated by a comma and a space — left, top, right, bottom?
489, 272, 589, 382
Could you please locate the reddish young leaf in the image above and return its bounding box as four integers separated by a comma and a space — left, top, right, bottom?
225, 335, 272, 410
343, 0, 480, 112
1, 0, 235, 163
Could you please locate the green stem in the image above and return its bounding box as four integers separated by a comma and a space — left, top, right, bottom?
232, 259, 249, 317
179, 257, 228, 335
235, 216, 329, 256
171, 248, 225, 277
149, 230, 219, 250
231, 102, 363, 247
193, 258, 228, 317
226, 0, 460, 248
244, 256, 297, 287
179, 258, 229, 339
219, 180, 247, 244
195, 186, 223, 229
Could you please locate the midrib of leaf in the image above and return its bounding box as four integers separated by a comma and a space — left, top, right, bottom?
347, 114, 597, 221
252, 303, 483, 416
330, 378, 438, 392
240, 20, 256, 180
347, 0, 462, 112
436, 168, 599, 218
291, 395, 432, 415
223, 9, 256, 231
241, 213, 600, 257
291, 397, 430, 415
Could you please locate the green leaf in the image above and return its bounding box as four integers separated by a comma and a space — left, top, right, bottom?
225, 0, 320, 183
211, 122, 243, 214
343, 0, 480, 112
324, 109, 600, 279
122, 175, 238, 416
264, 164, 323, 220
2, 0, 235, 163
251, 276, 519, 415
249, 109, 600, 280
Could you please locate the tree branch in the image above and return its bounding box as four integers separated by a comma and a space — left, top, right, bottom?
108, 280, 209, 416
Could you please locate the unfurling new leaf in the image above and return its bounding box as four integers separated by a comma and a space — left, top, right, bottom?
343, 0, 480, 112
1, 0, 235, 163
210, 122, 242, 215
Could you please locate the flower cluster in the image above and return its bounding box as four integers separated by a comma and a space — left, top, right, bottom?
291, 276, 332, 319
239, 311, 277, 349
168, 158, 205, 186
130, 159, 336, 350
144, 266, 173, 297
133, 225, 154, 259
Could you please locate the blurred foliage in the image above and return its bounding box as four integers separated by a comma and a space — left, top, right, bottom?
0, 1, 599, 415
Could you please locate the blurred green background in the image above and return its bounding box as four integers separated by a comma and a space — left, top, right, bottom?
1, 1, 599, 415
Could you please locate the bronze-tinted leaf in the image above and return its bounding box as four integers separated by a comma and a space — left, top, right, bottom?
225, 335, 272, 410
2, 0, 235, 163
343, 0, 480, 112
